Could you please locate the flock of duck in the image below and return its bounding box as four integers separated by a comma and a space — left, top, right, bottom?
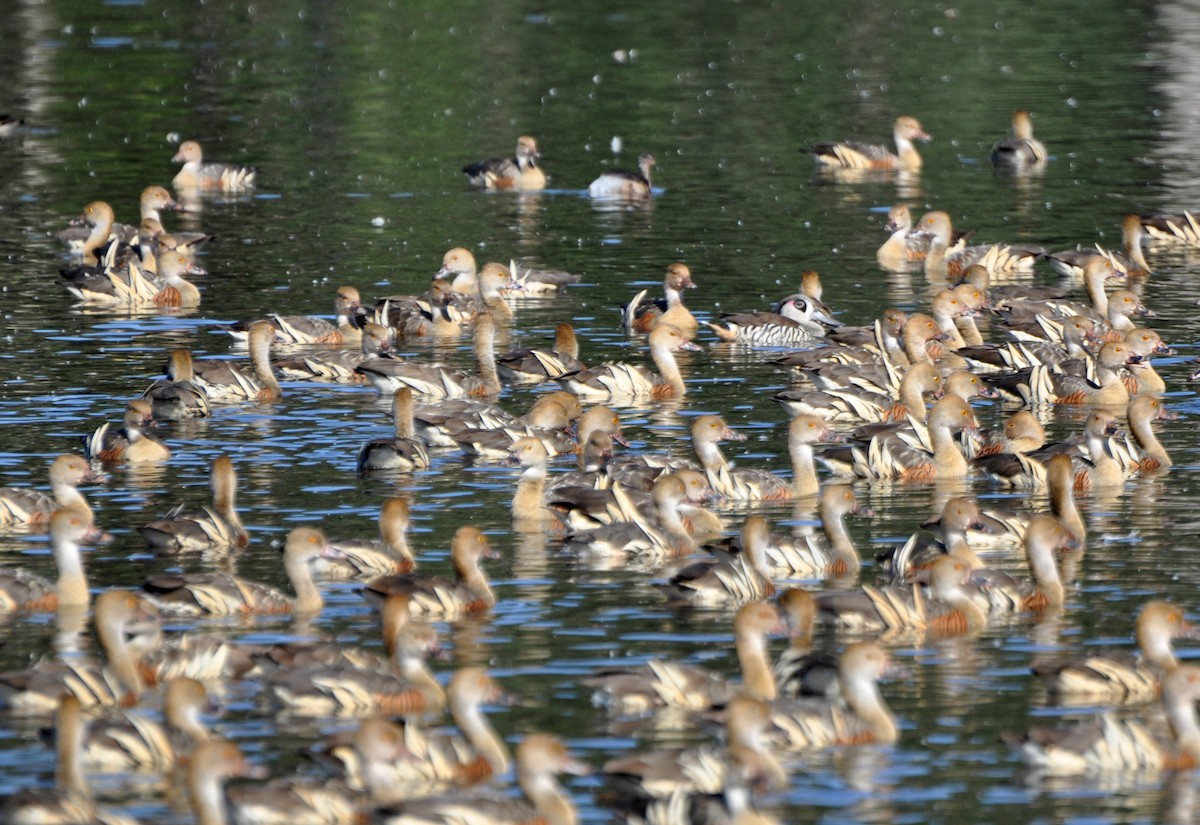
0, 110, 1197, 825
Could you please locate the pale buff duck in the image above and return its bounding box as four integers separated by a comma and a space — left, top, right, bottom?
266, 285, 365, 345
589, 151, 656, 198
1048, 215, 1152, 279
142, 527, 341, 617
655, 515, 776, 606
496, 322, 583, 383
690, 415, 793, 502
584, 601, 784, 712
796, 312, 942, 394
507, 258, 583, 295
452, 398, 575, 460
172, 139, 256, 192
323, 498, 416, 579
175, 322, 282, 404
919, 211, 1040, 279
84, 399, 169, 463
332, 669, 510, 802
560, 322, 699, 402
363, 526, 497, 617
600, 696, 786, 803
772, 589, 838, 699
357, 312, 501, 400
705, 295, 831, 348
803, 115, 930, 172
1081, 408, 1127, 489
786, 414, 836, 498
58, 187, 179, 253
827, 396, 978, 482
60, 200, 117, 264
61, 251, 206, 308
1120, 394, 1173, 475
80, 677, 211, 772
772, 307, 909, 374
141, 351, 212, 421
466, 262, 516, 321
991, 109, 1047, 169
559, 475, 695, 559
0, 454, 99, 528
767, 642, 901, 750
375, 733, 588, 825
273, 321, 392, 383
972, 513, 1080, 614
435, 247, 483, 295
775, 361, 941, 425
462, 135, 546, 190
266, 620, 441, 717
358, 387, 432, 472
1139, 210, 1200, 246
815, 555, 989, 635
1032, 601, 1194, 705
1123, 327, 1171, 394
623, 262, 698, 335
0, 509, 97, 612
985, 340, 1136, 408
754, 484, 871, 580
1005, 664, 1200, 775
971, 410, 1049, 488
3, 696, 141, 825
508, 436, 554, 524
0, 590, 159, 714
140, 455, 248, 551
879, 497, 989, 584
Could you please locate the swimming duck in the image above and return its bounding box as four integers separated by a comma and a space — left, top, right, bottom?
623, 263, 698, 335
985, 340, 1137, 408
171, 139, 256, 192
142, 527, 340, 616
771, 589, 839, 699
690, 415, 793, 501
231, 285, 364, 347
705, 295, 831, 348
655, 515, 776, 606
991, 109, 1047, 169
0, 590, 160, 713
363, 526, 497, 617
357, 387, 432, 472
560, 323, 699, 402
563, 474, 697, 562
141, 351, 212, 421
462, 135, 546, 190
451, 397, 576, 461
180, 322, 283, 404
62, 251, 205, 308
759, 484, 871, 579
826, 396, 979, 481
1032, 601, 1194, 704
273, 322, 393, 383
0, 454, 99, 528
775, 361, 941, 425
973, 513, 1080, 614
496, 322, 583, 384
589, 152, 656, 198
879, 497, 989, 583
84, 399, 169, 463
322, 498, 417, 579
919, 211, 1041, 279
356, 313, 502, 400
140, 455, 249, 551
803, 115, 930, 172
1120, 394, 1173, 475
79, 677, 211, 772
507, 258, 583, 295
58, 200, 118, 264
1047, 216, 1152, 279
0, 509, 98, 612
1139, 210, 1200, 246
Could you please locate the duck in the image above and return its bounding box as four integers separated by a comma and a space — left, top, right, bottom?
231, 285, 364, 346
1139, 210, 1200, 246
767, 642, 901, 750
451, 397, 576, 460
600, 696, 786, 805
879, 497, 990, 583
57, 187, 178, 254
174, 322, 283, 404
775, 361, 941, 425
329, 669, 511, 802
771, 589, 839, 699
79, 677, 211, 772
141, 351, 212, 420
362, 526, 498, 617
1005, 664, 1200, 775
496, 322, 583, 383
171, 139, 256, 192
464, 262, 517, 321
1123, 327, 1171, 394
356, 312, 502, 400
507, 258, 583, 295
972, 513, 1080, 614
3, 695, 141, 825
0, 590, 160, 714
0, 454, 99, 528
142, 527, 341, 616
560, 322, 699, 402
434, 247, 484, 295
0, 509, 98, 612
357, 387, 432, 472
140, 455, 249, 551
802, 115, 930, 172
705, 295, 831, 348
991, 109, 1048, 169
84, 399, 170, 463
61, 251, 206, 308
757, 484, 871, 579
623, 262, 698, 335
589, 151, 656, 198
322, 498, 417, 579
918, 211, 1041, 279
58, 200, 118, 264
508, 437, 556, 525
1047, 216, 1152, 279
984, 340, 1137, 408
826, 396, 979, 481
655, 515, 776, 606
584, 601, 784, 712
690, 415, 793, 501
1031, 601, 1194, 704
268, 597, 445, 717
1121, 394, 1173, 475
462, 135, 546, 190
273, 322, 393, 383
563, 474, 700, 562
814, 555, 989, 635
374, 733, 588, 825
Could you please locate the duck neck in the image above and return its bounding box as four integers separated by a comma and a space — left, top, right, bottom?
170, 704, 210, 744
931, 422, 968, 478
473, 324, 501, 395
820, 500, 861, 574
189, 762, 229, 825
53, 536, 89, 609
1084, 272, 1109, 320
52, 480, 92, 520
693, 437, 727, 473
1140, 623, 1180, 669
97, 617, 144, 705
212, 469, 246, 544
454, 698, 510, 776
735, 625, 776, 702
397, 654, 445, 709
250, 334, 282, 401
284, 552, 323, 613
1050, 474, 1086, 545
455, 554, 495, 606
1027, 542, 1065, 609
842, 671, 897, 743
520, 770, 577, 825
933, 310, 966, 349
1131, 408, 1171, 468
513, 462, 547, 521
1166, 689, 1200, 761
651, 343, 687, 398
393, 393, 416, 439
789, 440, 819, 498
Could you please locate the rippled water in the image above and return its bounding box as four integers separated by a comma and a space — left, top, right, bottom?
2, 0, 1200, 822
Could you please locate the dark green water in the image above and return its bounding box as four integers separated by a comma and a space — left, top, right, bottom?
2, 0, 1200, 821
